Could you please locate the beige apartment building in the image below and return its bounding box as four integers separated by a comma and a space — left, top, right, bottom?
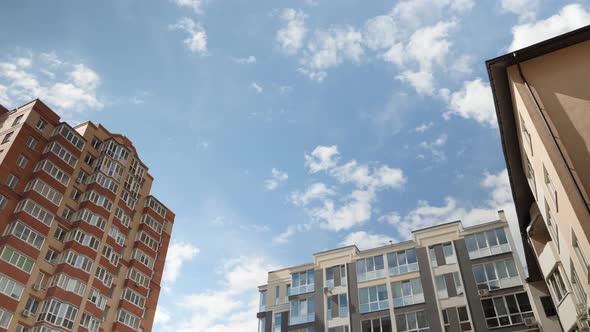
488, 25, 590, 331
257, 214, 561, 332
0, 99, 174, 332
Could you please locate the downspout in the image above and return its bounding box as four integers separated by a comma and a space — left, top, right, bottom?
514, 53, 590, 331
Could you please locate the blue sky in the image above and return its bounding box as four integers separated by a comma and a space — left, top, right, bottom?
1, 0, 590, 331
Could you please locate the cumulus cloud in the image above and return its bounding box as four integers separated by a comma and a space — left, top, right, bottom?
419, 134, 448, 161
276, 8, 308, 54
305, 145, 340, 173
363, 15, 398, 50
170, 18, 208, 54
264, 168, 288, 190
290, 182, 335, 206
415, 122, 434, 133
340, 231, 394, 250
0, 52, 103, 119
500, 0, 539, 22
163, 242, 200, 285
391, 0, 473, 29
172, 0, 203, 12
156, 257, 277, 332
509, 4, 590, 51
444, 78, 496, 126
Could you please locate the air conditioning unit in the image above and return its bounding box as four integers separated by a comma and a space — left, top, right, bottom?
523, 317, 537, 328
478, 289, 490, 297
32, 283, 41, 291
22, 309, 31, 317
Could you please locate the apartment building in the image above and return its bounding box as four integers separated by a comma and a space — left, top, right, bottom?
257, 213, 561, 332
0, 99, 174, 332
487, 25, 590, 331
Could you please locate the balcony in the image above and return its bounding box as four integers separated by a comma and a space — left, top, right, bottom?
527, 203, 559, 278
290, 313, 315, 325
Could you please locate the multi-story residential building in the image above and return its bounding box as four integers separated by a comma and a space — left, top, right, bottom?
0, 99, 174, 332
487, 25, 590, 331
257, 213, 561, 332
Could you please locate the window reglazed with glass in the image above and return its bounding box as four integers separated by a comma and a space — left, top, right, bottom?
392, 278, 424, 307
472, 259, 520, 290
359, 284, 388, 313
481, 292, 534, 328
395, 310, 430, 332
291, 269, 315, 295
388, 249, 418, 276
356, 255, 385, 282
464, 228, 510, 259
290, 297, 315, 325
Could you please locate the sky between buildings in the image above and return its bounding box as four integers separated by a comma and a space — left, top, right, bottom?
1, 0, 589, 331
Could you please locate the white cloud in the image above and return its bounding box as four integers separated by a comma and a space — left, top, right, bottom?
419, 134, 448, 161
500, 0, 539, 22
273, 223, 311, 244
276, 9, 308, 54
173, 0, 203, 12
303, 26, 364, 71
157, 257, 276, 332
290, 182, 335, 206
391, 0, 472, 30
340, 231, 394, 250
310, 189, 375, 231
396, 69, 436, 95
264, 168, 288, 190
232, 56, 256, 64
297, 68, 327, 82
251, 82, 263, 94
155, 306, 172, 325
170, 18, 208, 54
406, 20, 456, 71
415, 122, 434, 133
509, 4, 590, 51
162, 242, 200, 285
304, 145, 340, 173
450, 54, 474, 76
363, 15, 398, 50
382, 42, 405, 66
444, 78, 496, 127
0, 52, 103, 119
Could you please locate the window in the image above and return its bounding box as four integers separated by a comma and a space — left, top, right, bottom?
291, 269, 315, 295
361, 316, 392, 332
325, 266, 336, 288
356, 255, 385, 282
117, 309, 141, 330
34, 160, 70, 186
544, 165, 557, 208
0, 307, 12, 329
285, 284, 290, 304
16, 324, 29, 332
258, 318, 266, 332
25, 179, 63, 206
0, 246, 34, 273
109, 225, 126, 246
59, 250, 93, 273
44, 249, 57, 264
102, 245, 121, 266
76, 171, 88, 184
53, 125, 85, 150
80, 191, 113, 211
274, 312, 281, 332
90, 137, 101, 149
102, 140, 130, 163
26, 136, 37, 149
454, 271, 464, 295
442, 309, 450, 332
481, 292, 534, 328
472, 259, 520, 290
526, 156, 536, 197
54, 227, 66, 242
464, 228, 510, 259
66, 230, 100, 251
571, 265, 587, 308
36, 119, 47, 131
37, 299, 78, 329
4, 221, 45, 249
74, 209, 107, 230
94, 266, 114, 287
2, 131, 14, 143
0, 194, 6, 209
133, 249, 154, 269
290, 297, 315, 325
115, 207, 131, 227
122, 288, 146, 308
6, 174, 18, 189
275, 286, 280, 305
442, 243, 456, 264
15, 199, 54, 226
388, 249, 418, 276
359, 284, 388, 313
547, 268, 568, 303
128, 268, 150, 288
457, 306, 472, 331
429, 247, 438, 268
572, 231, 589, 279
0, 273, 24, 299
435, 275, 448, 299
12, 114, 24, 126
16, 154, 28, 168
50, 273, 86, 296
545, 202, 559, 252
395, 311, 429, 332
142, 214, 164, 234
521, 117, 532, 154
146, 196, 166, 217
137, 231, 159, 251
62, 207, 73, 221
84, 154, 94, 166
87, 288, 107, 310
80, 312, 100, 332
392, 278, 424, 307
43, 142, 78, 168
259, 290, 267, 312
339, 294, 349, 317
24, 297, 40, 314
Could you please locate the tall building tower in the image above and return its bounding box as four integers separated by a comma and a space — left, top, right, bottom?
257, 214, 561, 332
488, 25, 590, 331
0, 99, 174, 332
